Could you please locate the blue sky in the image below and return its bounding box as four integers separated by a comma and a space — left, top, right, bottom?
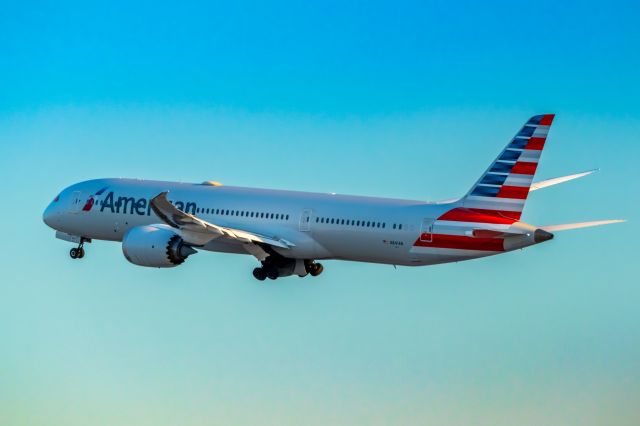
1, 1, 639, 425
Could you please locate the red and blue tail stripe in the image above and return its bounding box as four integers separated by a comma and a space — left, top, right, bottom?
463, 114, 555, 217
411, 114, 555, 254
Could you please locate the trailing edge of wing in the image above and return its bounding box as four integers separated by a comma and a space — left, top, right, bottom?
540, 219, 625, 232
150, 191, 294, 249
530, 169, 597, 191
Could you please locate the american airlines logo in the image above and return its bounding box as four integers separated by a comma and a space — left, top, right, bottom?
98, 191, 197, 216
82, 186, 109, 211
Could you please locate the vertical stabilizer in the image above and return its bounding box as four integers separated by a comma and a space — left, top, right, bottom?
462, 114, 555, 220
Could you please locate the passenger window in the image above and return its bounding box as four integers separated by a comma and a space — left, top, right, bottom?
399, 224, 403, 230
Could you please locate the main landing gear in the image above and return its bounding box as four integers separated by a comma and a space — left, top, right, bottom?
306, 260, 324, 277
252, 258, 324, 281
69, 238, 89, 260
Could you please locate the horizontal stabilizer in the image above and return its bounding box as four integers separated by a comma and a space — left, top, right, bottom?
530, 169, 597, 191
540, 219, 625, 232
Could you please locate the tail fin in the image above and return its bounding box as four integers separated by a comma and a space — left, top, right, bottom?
462, 114, 555, 220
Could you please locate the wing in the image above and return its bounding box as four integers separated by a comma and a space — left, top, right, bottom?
149, 192, 294, 257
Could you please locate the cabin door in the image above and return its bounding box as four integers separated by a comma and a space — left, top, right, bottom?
420, 218, 435, 242
71, 191, 84, 213
299, 209, 312, 231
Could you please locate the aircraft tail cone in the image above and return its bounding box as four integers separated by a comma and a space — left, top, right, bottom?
534, 229, 554, 243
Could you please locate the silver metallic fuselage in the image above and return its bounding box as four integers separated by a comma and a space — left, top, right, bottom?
43, 178, 541, 267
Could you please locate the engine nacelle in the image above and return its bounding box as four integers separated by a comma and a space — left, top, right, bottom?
122, 225, 197, 268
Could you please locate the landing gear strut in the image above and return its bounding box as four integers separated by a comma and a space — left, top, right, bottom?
69, 239, 88, 259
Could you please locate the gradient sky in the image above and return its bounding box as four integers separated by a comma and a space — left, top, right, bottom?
1, 1, 639, 425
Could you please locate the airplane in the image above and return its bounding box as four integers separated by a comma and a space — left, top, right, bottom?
42, 114, 624, 281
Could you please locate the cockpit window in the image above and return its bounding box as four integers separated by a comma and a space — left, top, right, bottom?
53, 194, 60, 202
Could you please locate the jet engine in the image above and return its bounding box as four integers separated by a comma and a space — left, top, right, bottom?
122, 225, 197, 268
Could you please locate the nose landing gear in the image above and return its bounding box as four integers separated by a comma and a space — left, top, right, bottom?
70, 247, 84, 259
69, 238, 89, 259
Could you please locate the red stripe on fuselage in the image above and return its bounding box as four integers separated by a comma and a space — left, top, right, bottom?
438, 208, 521, 223
413, 234, 505, 252
496, 185, 529, 199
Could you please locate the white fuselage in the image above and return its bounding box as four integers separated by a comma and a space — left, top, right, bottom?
43, 178, 542, 267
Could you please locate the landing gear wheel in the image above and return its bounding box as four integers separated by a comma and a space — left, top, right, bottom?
266, 268, 279, 280
253, 267, 267, 281
70, 240, 86, 260
310, 263, 324, 277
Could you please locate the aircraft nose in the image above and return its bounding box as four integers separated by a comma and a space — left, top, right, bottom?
43, 201, 58, 228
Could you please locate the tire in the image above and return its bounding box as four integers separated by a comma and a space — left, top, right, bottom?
310, 263, 324, 276
266, 268, 279, 280
253, 268, 266, 281
77, 248, 85, 259
70, 248, 78, 259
